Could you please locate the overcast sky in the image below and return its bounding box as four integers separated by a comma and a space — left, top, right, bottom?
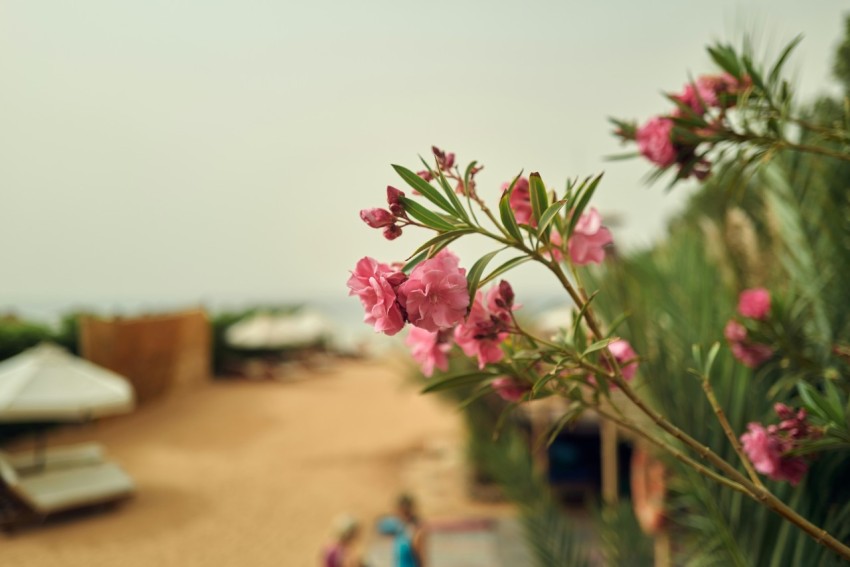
1, 1, 846, 318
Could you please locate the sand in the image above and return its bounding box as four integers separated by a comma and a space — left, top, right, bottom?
0, 358, 509, 566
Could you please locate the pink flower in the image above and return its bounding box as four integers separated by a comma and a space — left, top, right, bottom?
675, 74, 744, 114
636, 117, 677, 167
724, 320, 747, 343
502, 177, 533, 226
738, 288, 771, 320
724, 320, 773, 368
398, 250, 470, 332
731, 342, 774, 368
347, 257, 406, 336
568, 208, 613, 265
491, 377, 530, 402
406, 327, 452, 377
607, 339, 639, 381
454, 289, 509, 369
741, 423, 808, 485
383, 224, 403, 240
360, 208, 395, 228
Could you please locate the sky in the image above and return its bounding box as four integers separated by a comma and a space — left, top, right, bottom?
1, 1, 847, 319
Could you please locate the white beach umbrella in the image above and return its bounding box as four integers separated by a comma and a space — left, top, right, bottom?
0, 343, 134, 423
225, 310, 332, 350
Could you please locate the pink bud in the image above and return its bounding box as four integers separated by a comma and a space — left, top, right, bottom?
360, 208, 395, 228
416, 170, 433, 182
738, 288, 771, 320
383, 224, 403, 240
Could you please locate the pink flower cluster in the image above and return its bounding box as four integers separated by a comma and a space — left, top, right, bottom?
588, 338, 639, 388
360, 186, 408, 240
740, 403, 818, 485
349, 250, 519, 378
415, 146, 482, 194
407, 280, 515, 376
491, 377, 530, 402
502, 179, 613, 265
454, 284, 515, 369
630, 73, 749, 180
725, 288, 774, 368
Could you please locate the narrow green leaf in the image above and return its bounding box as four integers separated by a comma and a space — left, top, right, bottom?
422, 371, 496, 393
399, 196, 457, 231
499, 178, 523, 242
582, 337, 614, 357
566, 174, 603, 238
479, 256, 532, 287
704, 342, 721, 377
392, 164, 456, 216
407, 228, 475, 260
545, 405, 584, 448
572, 291, 599, 340
537, 199, 567, 238
768, 35, 802, 85
796, 382, 831, 422
435, 165, 470, 222
466, 249, 503, 306
528, 172, 549, 226
821, 379, 845, 424
402, 250, 428, 274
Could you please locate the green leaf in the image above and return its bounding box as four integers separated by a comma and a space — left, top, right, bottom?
479, 256, 532, 287
407, 228, 476, 260
582, 337, 614, 358
399, 196, 458, 231
572, 291, 599, 340
392, 164, 457, 216
537, 199, 567, 238
434, 165, 470, 222
402, 250, 429, 274
422, 371, 496, 393
704, 342, 721, 377
466, 249, 503, 307
499, 175, 524, 242
529, 172, 549, 226
768, 35, 802, 85
566, 174, 603, 238
796, 382, 833, 422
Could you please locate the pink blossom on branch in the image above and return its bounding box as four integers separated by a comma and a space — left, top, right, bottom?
568, 208, 613, 265
738, 287, 771, 320
347, 257, 407, 336
501, 177, 533, 226
454, 288, 511, 369
406, 327, 452, 377
398, 249, 470, 332
491, 377, 530, 402
360, 208, 395, 228
740, 423, 808, 485
724, 320, 773, 368
608, 339, 639, 381
636, 117, 677, 167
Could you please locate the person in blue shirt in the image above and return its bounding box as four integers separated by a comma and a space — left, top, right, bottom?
392, 493, 426, 567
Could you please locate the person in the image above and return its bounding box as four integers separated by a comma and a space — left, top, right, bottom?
321, 513, 362, 567
392, 493, 426, 567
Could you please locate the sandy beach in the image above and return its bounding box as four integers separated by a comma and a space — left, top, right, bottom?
1, 358, 510, 566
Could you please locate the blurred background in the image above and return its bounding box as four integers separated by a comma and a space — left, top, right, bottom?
1, 0, 844, 322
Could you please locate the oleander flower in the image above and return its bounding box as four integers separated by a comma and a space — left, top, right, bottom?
608, 339, 639, 381
738, 288, 771, 320
406, 327, 452, 377
636, 117, 677, 167
502, 177, 533, 225
454, 289, 510, 369
724, 319, 773, 368
359, 208, 395, 229
568, 208, 613, 265
741, 423, 808, 485
491, 377, 530, 402
347, 257, 406, 336
398, 250, 469, 332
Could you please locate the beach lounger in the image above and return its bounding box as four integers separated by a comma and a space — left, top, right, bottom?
2, 443, 105, 472
0, 449, 134, 529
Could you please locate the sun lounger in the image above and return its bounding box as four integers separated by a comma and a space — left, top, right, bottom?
0, 449, 134, 528
2, 443, 105, 472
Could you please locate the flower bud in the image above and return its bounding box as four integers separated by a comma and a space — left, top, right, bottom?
383, 224, 403, 240
360, 208, 395, 228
